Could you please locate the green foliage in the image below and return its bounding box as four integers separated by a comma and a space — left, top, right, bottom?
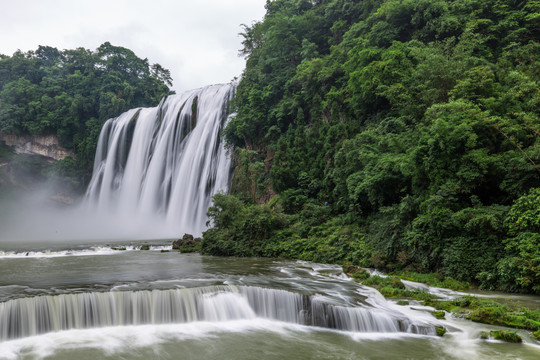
213, 0, 540, 294
496, 188, 540, 293
264, 214, 371, 266
202, 193, 372, 266
202, 193, 287, 257
426, 296, 540, 332
0, 43, 172, 179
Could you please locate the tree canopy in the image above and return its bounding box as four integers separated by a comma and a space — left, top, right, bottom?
0, 42, 173, 172
205, 0, 540, 294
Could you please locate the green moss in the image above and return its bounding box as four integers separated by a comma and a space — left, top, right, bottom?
480, 331, 489, 339
532, 330, 540, 341
436, 326, 447, 337
140, 245, 150, 251
363, 275, 404, 289
362, 275, 436, 301
343, 265, 371, 281
433, 310, 446, 319
424, 296, 540, 332
112, 247, 126, 251
397, 300, 409, 306
490, 330, 522, 343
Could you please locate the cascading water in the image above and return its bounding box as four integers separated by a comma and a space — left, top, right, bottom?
0, 285, 436, 341
84, 83, 235, 237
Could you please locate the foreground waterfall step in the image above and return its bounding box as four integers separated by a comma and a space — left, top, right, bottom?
0, 285, 436, 340
84, 84, 235, 236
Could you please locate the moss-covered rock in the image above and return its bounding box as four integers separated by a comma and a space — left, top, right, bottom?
394, 271, 469, 291
343, 265, 371, 281
433, 310, 445, 319
436, 326, 447, 336
397, 300, 409, 306
424, 296, 540, 333
140, 245, 150, 251
173, 234, 202, 253
490, 330, 522, 343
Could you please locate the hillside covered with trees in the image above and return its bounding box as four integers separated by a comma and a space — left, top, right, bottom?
202, 0, 540, 294
0, 42, 172, 189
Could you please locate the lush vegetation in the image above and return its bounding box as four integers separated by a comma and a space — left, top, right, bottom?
343, 267, 538, 339
0, 42, 172, 186
340, 267, 538, 340
424, 295, 540, 335
202, 0, 540, 294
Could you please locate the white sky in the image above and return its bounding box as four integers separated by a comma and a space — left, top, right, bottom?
0, 0, 267, 92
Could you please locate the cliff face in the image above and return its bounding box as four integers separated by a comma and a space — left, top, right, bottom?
0, 134, 74, 160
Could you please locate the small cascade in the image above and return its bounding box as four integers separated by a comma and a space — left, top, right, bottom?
84, 84, 235, 236
0, 286, 436, 341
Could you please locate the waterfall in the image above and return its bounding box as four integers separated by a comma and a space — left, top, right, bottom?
0, 286, 436, 340
84, 84, 235, 237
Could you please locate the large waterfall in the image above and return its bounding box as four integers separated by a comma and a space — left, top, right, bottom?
84, 84, 235, 237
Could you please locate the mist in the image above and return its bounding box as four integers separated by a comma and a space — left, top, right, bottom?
0, 183, 180, 251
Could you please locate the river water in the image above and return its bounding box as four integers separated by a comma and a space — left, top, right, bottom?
0, 240, 539, 360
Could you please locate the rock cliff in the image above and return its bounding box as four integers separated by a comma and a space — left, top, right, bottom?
0, 134, 74, 160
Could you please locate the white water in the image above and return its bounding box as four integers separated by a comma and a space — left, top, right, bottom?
84, 83, 235, 237
0, 252, 539, 359
0, 285, 436, 341
0, 245, 172, 259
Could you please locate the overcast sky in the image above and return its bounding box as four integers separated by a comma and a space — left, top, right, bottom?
0, 0, 267, 92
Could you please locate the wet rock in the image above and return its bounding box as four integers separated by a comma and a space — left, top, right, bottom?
436, 326, 447, 337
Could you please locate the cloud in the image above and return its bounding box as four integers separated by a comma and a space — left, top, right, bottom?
0, 0, 266, 91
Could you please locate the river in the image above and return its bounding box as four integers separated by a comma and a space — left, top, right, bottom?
0, 240, 539, 359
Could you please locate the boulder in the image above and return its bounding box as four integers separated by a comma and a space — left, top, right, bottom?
172, 234, 202, 252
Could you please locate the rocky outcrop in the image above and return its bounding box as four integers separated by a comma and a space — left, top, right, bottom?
0, 134, 74, 160
172, 234, 202, 253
